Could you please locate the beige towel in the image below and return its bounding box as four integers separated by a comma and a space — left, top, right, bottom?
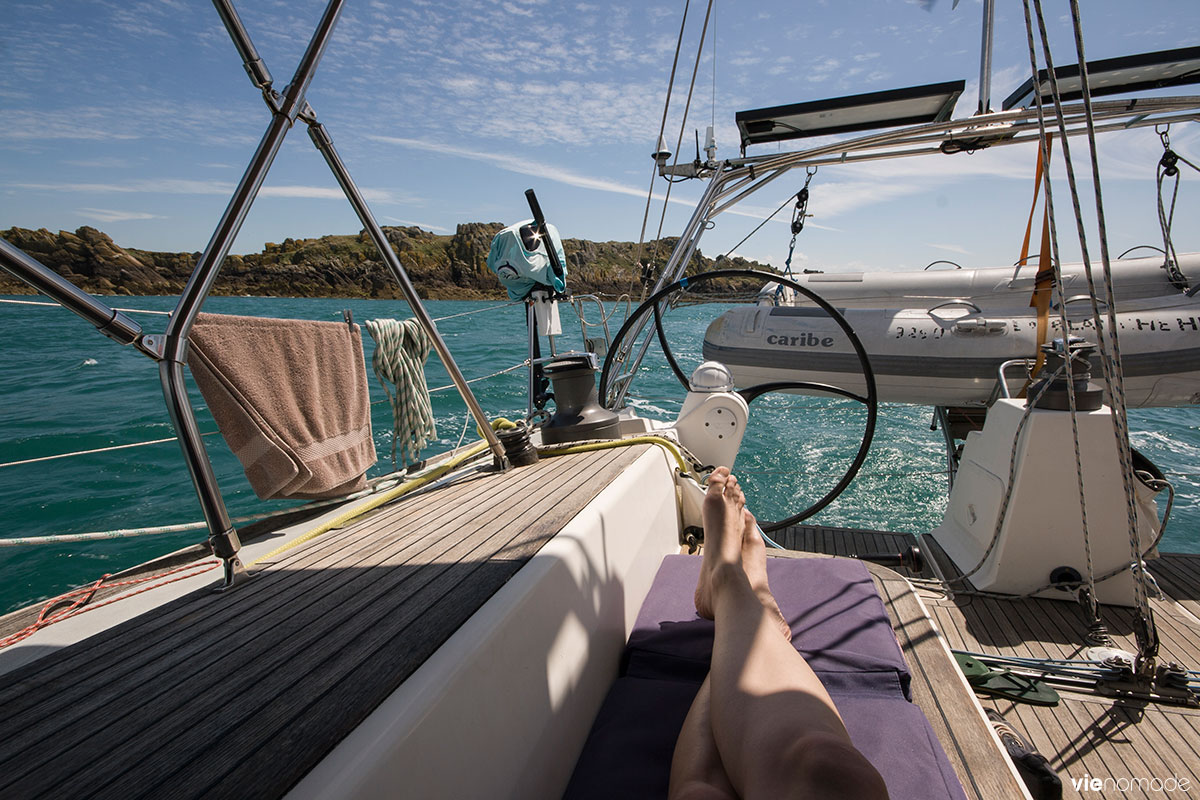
187, 312, 377, 500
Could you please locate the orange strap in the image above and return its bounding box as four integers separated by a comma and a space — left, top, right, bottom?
1019, 136, 1055, 393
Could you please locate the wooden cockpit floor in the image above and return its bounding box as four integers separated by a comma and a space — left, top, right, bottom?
785, 524, 1200, 800
0, 445, 649, 800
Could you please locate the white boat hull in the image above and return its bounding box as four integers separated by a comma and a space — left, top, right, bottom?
703, 293, 1200, 407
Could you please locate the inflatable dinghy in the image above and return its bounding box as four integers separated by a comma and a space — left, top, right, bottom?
703, 290, 1200, 407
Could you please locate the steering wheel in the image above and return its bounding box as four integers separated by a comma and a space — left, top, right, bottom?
599, 269, 877, 531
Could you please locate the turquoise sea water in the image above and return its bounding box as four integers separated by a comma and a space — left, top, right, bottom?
2, 294, 1199, 614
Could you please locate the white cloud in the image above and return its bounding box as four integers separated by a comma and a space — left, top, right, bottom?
13, 179, 394, 203
76, 208, 164, 223
368, 134, 687, 203
928, 242, 971, 255
383, 216, 452, 233
63, 157, 133, 168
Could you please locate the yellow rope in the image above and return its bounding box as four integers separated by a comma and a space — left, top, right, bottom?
249, 424, 688, 567
250, 419, 518, 566
538, 435, 690, 474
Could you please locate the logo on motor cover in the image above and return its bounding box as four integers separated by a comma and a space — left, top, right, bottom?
766, 333, 835, 348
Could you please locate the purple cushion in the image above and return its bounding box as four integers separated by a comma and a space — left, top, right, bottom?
563, 676, 695, 800
564, 676, 967, 800
624, 555, 911, 699
564, 555, 967, 800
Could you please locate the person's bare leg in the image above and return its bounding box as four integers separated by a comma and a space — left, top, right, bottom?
703, 482, 889, 799
667, 678, 737, 800
694, 467, 745, 621
672, 473, 791, 798
739, 511, 792, 641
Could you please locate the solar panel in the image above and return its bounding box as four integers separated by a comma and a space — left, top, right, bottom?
1002, 45, 1200, 110
735, 80, 965, 150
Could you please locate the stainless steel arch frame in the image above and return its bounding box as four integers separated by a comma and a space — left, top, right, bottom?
607, 95, 1200, 409
0, 0, 509, 590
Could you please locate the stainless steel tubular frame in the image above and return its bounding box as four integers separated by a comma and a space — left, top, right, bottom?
998, 358, 1036, 399
160, 0, 345, 587
304, 120, 509, 468
609, 160, 793, 407
609, 95, 1199, 408
932, 406, 957, 492
608, 171, 728, 408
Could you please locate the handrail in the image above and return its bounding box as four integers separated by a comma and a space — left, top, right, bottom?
928, 299, 982, 315
4, 0, 508, 590
155, 0, 347, 589
1052, 294, 1110, 311
997, 358, 1037, 399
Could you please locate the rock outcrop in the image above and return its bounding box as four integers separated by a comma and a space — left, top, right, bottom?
0, 225, 772, 299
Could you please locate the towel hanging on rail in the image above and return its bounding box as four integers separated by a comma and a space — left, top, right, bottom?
187, 312, 377, 500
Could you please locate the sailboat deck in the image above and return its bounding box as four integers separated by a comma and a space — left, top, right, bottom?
787, 524, 1200, 799
0, 445, 649, 800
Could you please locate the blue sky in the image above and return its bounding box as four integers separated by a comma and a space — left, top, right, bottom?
2, 0, 1197, 275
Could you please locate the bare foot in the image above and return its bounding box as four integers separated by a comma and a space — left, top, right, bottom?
695, 467, 746, 620
741, 510, 792, 641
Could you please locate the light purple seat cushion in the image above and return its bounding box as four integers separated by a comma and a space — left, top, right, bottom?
623, 555, 911, 699
563, 555, 967, 800
563, 675, 966, 800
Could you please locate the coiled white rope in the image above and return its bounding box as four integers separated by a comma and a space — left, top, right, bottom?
365, 317, 437, 467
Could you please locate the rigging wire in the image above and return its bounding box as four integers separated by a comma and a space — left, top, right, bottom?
1155, 123, 1200, 293
0, 297, 171, 316
720, 193, 796, 260
632, 0, 692, 296
1064, 0, 1158, 661
646, 0, 716, 298
1020, 0, 1103, 637
1022, 0, 1159, 664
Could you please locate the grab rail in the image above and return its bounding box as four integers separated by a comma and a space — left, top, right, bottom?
1052, 295, 1110, 311
997, 358, 1036, 399
927, 298, 982, 315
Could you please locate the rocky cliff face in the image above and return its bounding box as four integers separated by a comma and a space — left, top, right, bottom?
0, 224, 769, 299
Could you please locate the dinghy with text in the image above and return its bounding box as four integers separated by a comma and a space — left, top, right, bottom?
703, 277, 1200, 406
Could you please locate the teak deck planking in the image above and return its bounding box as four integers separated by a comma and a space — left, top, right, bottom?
0, 445, 648, 800
769, 545, 1026, 799
785, 524, 1200, 800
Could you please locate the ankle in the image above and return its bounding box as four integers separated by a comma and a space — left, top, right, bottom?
710, 560, 749, 595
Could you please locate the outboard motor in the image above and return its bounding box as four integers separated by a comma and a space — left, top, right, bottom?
540, 353, 621, 445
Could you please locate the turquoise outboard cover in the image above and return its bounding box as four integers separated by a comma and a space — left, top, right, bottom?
486, 219, 568, 301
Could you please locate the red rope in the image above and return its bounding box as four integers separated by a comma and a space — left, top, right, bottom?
0, 559, 221, 649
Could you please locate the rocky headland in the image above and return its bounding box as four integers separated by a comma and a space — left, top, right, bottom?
0, 224, 770, 300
